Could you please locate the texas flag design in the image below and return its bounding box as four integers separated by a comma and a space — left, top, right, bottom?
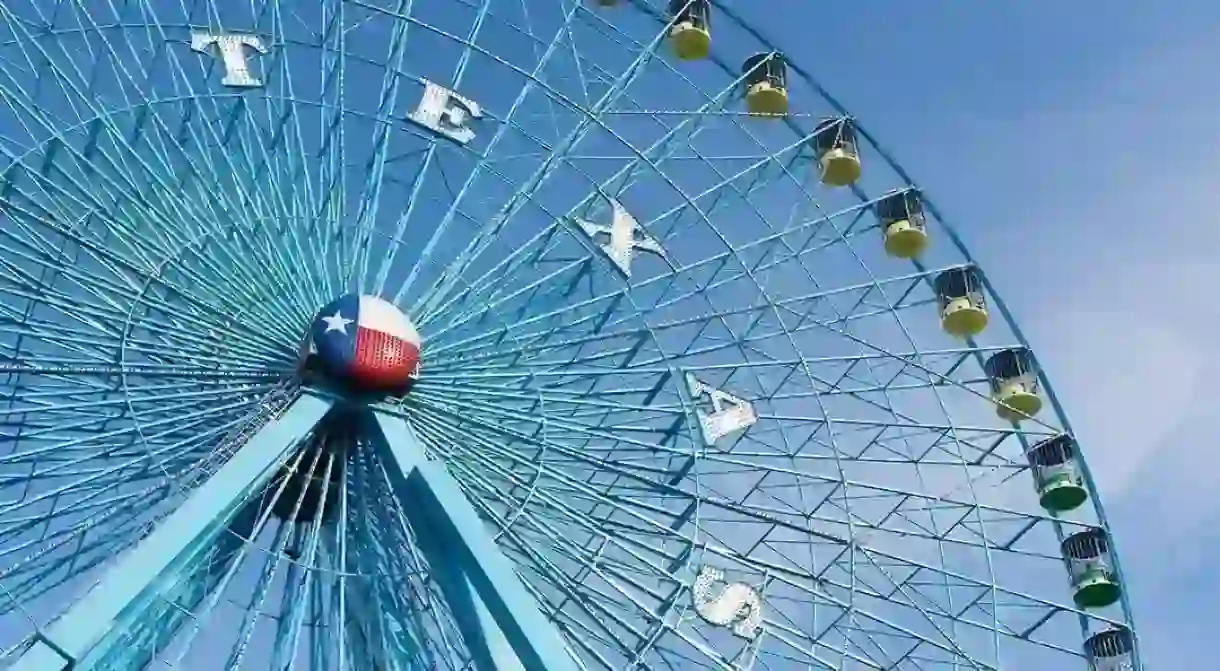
309, 294, 421, 391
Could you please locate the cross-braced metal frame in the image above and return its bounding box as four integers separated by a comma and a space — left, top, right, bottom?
0, 0, 1140, 669
13, 389, 578, 671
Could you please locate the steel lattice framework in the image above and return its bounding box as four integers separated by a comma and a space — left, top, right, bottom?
0, 1, 1138, 669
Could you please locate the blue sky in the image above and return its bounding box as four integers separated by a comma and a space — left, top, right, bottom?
766, 1, 1218, 666
0, 1, 1211, 666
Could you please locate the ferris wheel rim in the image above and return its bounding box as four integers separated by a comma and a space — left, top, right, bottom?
0, 1, 1140, 668
653, 0, 1143, 658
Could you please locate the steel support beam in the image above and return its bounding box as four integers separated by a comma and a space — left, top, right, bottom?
11, 392, 334, 671
370, 410, 576, 671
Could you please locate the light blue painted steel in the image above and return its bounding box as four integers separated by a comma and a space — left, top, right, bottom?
0, 1, 1141, 668
412, 516, 526, 671
371, 409, 576, 671
340, 538, 424, 670
81, 508, 257, 669
9, 392, 334, 671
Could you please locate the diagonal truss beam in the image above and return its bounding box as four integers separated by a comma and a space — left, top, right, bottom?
370, 409, 579, 671
11, 390, 578, 671
11, 391, 336, 671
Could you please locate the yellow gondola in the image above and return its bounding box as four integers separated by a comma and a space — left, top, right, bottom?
811, 118, 862, 186
934, 266, 988, 337
742, 52, 789, 116
985, 348, 1044, 421
876, 188, 929, 258
668, 0, 712, 60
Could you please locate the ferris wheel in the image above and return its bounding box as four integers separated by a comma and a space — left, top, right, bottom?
0, 0, 1140, 669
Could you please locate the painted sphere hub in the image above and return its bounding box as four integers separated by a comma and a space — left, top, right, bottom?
304, 294, 422, 392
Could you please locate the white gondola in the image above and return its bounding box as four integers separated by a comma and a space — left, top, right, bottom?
1085, 628, 1134, 671
1062, 529, 1122, 610
1027, 435, 1090, 513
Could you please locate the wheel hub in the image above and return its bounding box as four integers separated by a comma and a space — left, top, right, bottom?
302, 293, 422, 395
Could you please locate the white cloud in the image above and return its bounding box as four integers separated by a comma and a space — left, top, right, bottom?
957, 30, 1220, 516
1027, 261, 1218, 501
970, 31, 1220, 664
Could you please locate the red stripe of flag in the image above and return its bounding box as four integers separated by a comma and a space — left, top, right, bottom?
353, 327, 420, 388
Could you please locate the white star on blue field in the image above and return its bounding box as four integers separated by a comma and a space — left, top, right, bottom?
321, 311, 353, 335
